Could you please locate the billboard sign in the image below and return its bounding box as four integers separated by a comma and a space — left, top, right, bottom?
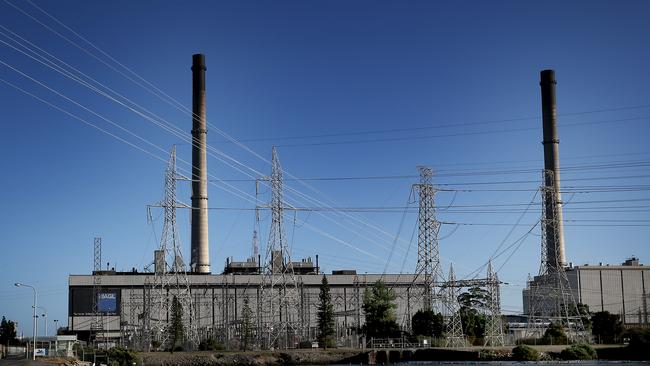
98, 292, 117, 313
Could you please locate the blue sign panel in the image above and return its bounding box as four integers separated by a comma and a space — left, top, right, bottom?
98, 292, 117, 313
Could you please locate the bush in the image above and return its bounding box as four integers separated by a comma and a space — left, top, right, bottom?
560, 344, 597, 360
624, 328, 650, 360
106, 347, 140, 366
198, 338, 224, 351
318, 337, 336, 348
512, 345, 540, 361
298, 340, 313, 349
541, 323, 568, 345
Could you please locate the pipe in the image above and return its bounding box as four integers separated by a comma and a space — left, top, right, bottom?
540, 69, 566, 268
190, 54, 210, 273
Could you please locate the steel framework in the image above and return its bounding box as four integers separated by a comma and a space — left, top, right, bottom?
444, 264, 468, 347
144, 146, 198, 349
91, 237, 103, 339
483, 260, 505, 346
412, 166, 444, 312
260, 147, 303, 349
525, 170, 586, 341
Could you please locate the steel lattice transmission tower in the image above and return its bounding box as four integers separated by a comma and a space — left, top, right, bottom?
145, 146, 198, 349
412, 166, 445, 312
526, 170, 586, 341
260, 147, 303, 349
91, 237, 103, 341
483, 260, 505, 346
444, 264, 468, 347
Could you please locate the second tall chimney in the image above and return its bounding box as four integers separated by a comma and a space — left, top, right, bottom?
191, 54, 210, 273
540, 69, 566, 269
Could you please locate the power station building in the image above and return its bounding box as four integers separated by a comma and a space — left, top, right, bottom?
67, 268, 429, 347
523, 258, 649, 326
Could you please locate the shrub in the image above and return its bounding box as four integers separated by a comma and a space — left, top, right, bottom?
512, 345, 540, 361
106, 347, 140, 366
320, 337, 337, 348
624, 328, 650, 360
541, 323, 568, 345
198, 338, 224, 351
560, 343, 597, 360
298, 340, 313, 349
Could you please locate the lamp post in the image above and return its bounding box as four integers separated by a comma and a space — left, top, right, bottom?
53, 320, 59, 356
36, 306, 47, 336
15, 283, 37, 360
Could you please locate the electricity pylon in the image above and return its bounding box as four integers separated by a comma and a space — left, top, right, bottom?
91, 237, 104, 344
260, 147, 303, 349
484, 260, 506, 346
526, 170, 586, 341
444, 264, 468, 347
413, 166, 444, 311
145, 146, 198, 349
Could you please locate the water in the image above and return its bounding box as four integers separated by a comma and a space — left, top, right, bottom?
331, 363, 649, 366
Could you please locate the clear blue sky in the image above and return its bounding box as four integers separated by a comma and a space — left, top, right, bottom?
1, 0, 649, 337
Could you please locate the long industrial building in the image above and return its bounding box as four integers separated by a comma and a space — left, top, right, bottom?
68, 267, 430, 348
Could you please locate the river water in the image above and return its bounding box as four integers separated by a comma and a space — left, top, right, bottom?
332, 363, 649, 365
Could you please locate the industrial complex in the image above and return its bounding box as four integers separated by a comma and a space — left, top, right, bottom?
66, 55, 647, 350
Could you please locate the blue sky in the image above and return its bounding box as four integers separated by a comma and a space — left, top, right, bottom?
1, 0, 650, 336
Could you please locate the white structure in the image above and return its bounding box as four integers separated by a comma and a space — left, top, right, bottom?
524, 257, 649, 325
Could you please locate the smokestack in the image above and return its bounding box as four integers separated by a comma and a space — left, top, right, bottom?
190, 54, 210, 273
540, 69, 566, 268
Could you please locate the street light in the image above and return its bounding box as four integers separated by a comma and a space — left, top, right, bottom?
36, 306, 47, 337
53, 320, 59, 357
15, 282, 37, 360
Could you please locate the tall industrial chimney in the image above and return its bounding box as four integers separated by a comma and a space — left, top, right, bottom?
540, 69, 566, 269
190, 54, 210, 273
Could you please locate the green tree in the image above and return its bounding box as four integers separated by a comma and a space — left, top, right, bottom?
457, 286, 489, 310
411, 309, 444, 337
363, 281, 400, 338
567, 303, 592, 330
542, 322, 568, 345
0, 316, 17, 345
457, 287, 488, 343
317, 275, 335, 348
169, 296, 184, 352
591, 311, 623, 343
240, 297, 254, 350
